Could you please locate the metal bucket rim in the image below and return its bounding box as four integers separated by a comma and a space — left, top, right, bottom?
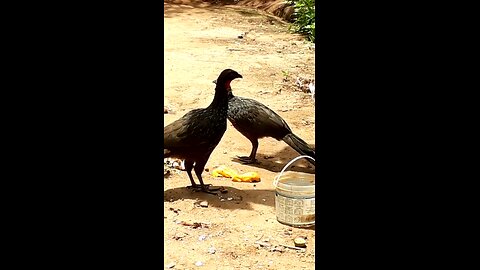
273, 155, 315, 188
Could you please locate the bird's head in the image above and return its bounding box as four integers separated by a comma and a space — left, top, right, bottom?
215, 69, 242, 90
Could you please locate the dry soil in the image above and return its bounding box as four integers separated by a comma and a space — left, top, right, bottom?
164, 1, 316, 269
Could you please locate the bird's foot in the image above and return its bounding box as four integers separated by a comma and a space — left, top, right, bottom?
236, 156, 258, 164
187, 184, 219, 195
200, 186, 219, 195
186, 184, 201, 190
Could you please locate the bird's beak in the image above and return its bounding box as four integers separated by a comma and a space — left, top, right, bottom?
212, 79, 217, 84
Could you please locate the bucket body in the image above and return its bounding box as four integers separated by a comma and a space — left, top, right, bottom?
275, 171, 315, 227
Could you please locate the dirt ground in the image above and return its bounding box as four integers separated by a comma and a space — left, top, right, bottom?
164, 0, 315, 269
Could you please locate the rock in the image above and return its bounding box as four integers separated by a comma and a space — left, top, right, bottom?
255, 240, 271, 247
173, 232, 187, 240
165, 262, 176, 268
294, 237, 307, 248
200, 201, 208, 208
208, 246, 216, 254
195, 261, 204, 267
272, 245, 285, 253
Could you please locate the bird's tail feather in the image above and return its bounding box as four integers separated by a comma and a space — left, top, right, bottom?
282, 133, 316, 166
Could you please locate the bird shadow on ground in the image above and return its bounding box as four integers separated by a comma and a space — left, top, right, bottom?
164, 185, 276, 210
231, 144, 316, 174
164, 186, 316, 231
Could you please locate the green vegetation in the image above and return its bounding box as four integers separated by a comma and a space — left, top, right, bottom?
288, 0, 315, 43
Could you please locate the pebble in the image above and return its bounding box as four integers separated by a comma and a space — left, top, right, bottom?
271, 246, 285, 253
294, 237, 307, 247
199, 201, 208, 208
208, 247, 216, 254
195, 261, 204, 267
174, 232, 187, 240
198, 234, 207, 241
165, 262, 176, 268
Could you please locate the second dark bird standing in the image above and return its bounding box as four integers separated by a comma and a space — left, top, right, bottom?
213, 79, 316, 166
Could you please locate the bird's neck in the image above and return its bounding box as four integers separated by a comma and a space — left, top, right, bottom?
207, 86, 229, 109
227, 88, 234, 99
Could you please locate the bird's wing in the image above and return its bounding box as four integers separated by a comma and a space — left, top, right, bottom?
231, 97, 292, 133
164, 109, 221, 149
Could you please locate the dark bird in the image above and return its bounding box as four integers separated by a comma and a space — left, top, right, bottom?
213, 80, 315, 166
164, 69, 243, 194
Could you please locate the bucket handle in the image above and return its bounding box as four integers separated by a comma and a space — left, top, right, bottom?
273, 155, 315, 187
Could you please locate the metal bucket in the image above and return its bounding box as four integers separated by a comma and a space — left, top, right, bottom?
273, 155, 315, 228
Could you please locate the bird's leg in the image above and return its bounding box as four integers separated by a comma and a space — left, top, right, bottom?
184, 160, 200, 189
194, 162, 219, 195
237, 139, 259, 164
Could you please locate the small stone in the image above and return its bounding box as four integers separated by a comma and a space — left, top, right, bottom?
195, 261, 204, 267
227, 197, 233, 201
255, 241, 271, 247
294, 237, 307, 248
165, 262, 176, 268
173, 232, 187, 240
198, 234, 207, 241
208, 247, 216, 254
200, 201, 208, 208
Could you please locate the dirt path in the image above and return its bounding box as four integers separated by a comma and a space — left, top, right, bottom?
164, 1, 315, 268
